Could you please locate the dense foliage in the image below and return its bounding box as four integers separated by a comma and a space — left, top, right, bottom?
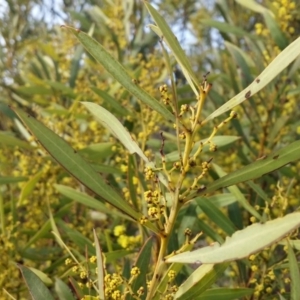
1, 0, 300, 299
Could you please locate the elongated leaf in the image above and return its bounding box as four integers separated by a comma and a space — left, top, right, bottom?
82, 102, 169, 188
82, 102, 148, 162
91, 87, 130, 117
175, 263, 228, 300
224, 41, 254, 86
93, 229, 105, 300
167, 212, 300, 264
235, 0, 273, 15
23, 221, 51, 249
0, 132, 33, 149
188, 140, 300, 199
11, 108, 163, 234
61, 25, 174, 122
13, 108, 137, 218
212, 164, 261, 220
130, 237, 153, 300
288, 241, 300, 299
263, 11, 288, 50
143, 1, 195, 78
0, 176, 27, 184
194, 288, 253, 300
196, 198, 236, 236
55, 278, 76, 300
105, 250, 134, 263
144, 1, 198, 94
205, 36, 300, 122
166, 136, 240, 162
78, 142, 114, 162
55, 184, 131, 220
18, 265, 54, 300
201, 19, 254, 39
19, 170, 43, 204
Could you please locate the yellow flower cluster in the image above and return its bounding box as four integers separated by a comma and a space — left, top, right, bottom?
113, 225, 141, 249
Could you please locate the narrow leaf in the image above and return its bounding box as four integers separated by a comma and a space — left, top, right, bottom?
130, 237, 153, 300
288, 241, 300, 299
205, 36, 300, 121
55, 184, 131, 220
167, 212, 300, 264
12, 107, 142, 222
61, 25, 174, 122
82, 102, 148, 162
55, 278, 76, 300
194, 288, 253, 300
18, 265, 55, 300
196, 198, 236, 236
93, 229, 105, 300
82, 102, 169, 188
144, 1, 199, 90
188, 140, 300, 199
175, 263, 228, 300
0, 176, 27, 184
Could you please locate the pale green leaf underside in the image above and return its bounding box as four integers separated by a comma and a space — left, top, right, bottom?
205, 36, 300, 121
167, 212, 300, 264
82, 102, 148, 162
82, 102, 169, 188
93, 229, 105, 300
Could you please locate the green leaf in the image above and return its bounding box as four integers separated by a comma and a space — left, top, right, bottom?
19, 170, 44, 204
188, 140, 300, 200
55, 184, 131, 220
18, 265, 55, 300
175, 263, 228, 300
205, 36, 300, 122
167, 212, 300, 264
105, 250, 134, 263
166, 136, 240, 162
12, 107, 143, 223
193, 288, 253, 300
224, 41, 254, 86
201, 19, 255, 39
93, 229, 105, 300
23, 221, 51, 249
210, 164, 262, 220
288, 241, 300, 300
55, 278, 76, 300
45, 81, 75, 97
130, 237, 153, 300
82, 102, 168, 188
235, 0, 273, 15
263, 11, 288, 50
198, 194, 237, 209
59, 221, 95, 254
61, 25, 174, 122
78, 142, 114, 162
144, 1, 199, 94
0, 131, 33, 149
0, 176, 27, 184
16, 86, 52, 96
69, 45, 84, 88
196, 198, 236, 236
82, 102, 148, 162
91, 87, 131, 117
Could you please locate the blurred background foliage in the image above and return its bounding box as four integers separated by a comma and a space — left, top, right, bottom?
1, 0, 300, 299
